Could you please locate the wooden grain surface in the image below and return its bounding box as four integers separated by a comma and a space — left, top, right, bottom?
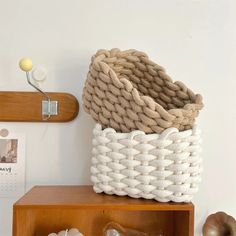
15, 208, 177, 236
13, 186, 194, 236
14, 185, 194, 211
0, 91, 79, 122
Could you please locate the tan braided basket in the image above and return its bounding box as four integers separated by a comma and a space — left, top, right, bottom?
83, 48, 203, 133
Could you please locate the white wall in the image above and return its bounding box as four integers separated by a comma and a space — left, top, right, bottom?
0, 0, 235, 235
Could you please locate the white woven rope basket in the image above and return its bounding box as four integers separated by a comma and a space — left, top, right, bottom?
91, 124, 202, 202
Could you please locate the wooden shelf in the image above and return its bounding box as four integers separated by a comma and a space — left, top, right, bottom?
13, 186, 194, 236
0, 92, 79, 122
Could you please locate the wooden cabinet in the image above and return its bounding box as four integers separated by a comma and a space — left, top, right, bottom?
13, 186, 194, 236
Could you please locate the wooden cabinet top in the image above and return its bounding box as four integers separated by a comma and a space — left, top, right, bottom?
14, 185, 193, 211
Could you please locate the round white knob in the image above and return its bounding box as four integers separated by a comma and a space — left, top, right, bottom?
32, 66, 47, 82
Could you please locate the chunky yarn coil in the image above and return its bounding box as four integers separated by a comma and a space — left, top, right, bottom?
83, 48, 203, 134
91, 124, 202, 202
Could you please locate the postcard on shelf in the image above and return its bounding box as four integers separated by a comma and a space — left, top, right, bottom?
0, 128, 25, 198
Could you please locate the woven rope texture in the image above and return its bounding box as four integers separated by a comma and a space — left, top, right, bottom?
91, 124, 202, 202
83, 48, 203, 133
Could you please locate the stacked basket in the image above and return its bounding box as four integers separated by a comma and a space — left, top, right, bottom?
83, 48, 203, 202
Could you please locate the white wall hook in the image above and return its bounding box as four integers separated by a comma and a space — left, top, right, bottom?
19, 58, 58, 121
32, 66, 47, 82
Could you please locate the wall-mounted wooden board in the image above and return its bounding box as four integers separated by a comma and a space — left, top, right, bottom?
0, 92, 79, 122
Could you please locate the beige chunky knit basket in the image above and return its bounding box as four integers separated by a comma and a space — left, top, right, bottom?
83, 48, 203, 134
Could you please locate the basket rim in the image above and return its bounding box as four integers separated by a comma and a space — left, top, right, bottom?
94, 123, 200, 140
92, 48, 204, 115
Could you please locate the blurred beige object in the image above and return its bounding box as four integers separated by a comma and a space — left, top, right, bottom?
203, 212, 236, 236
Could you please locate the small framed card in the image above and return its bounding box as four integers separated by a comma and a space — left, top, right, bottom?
0, 128, 25, 198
